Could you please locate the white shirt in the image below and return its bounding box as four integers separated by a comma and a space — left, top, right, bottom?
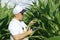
8, 18, 28, 40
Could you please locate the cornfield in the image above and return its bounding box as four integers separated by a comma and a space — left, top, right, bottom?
0, 0, 60, 40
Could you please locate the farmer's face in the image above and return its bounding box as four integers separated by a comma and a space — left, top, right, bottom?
18, 13, 23, 20
15, 13, 24, 20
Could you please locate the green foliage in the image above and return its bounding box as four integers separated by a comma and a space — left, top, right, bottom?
23, 0, 60, 40
45, 36, 60, 40
0, 2, 13, 39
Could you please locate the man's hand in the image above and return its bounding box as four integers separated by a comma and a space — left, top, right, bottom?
29, 20, 36, 24
27, 28, 33, 35
28, 19, 37, 27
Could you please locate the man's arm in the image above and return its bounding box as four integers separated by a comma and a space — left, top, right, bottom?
13, 29, 32, 40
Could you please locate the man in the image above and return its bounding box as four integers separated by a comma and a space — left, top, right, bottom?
8, 5, 34, 40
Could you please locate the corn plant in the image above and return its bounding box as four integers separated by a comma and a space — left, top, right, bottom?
45, 36, 60, 40
23, 0, 60, 40
0, 1, 13, 39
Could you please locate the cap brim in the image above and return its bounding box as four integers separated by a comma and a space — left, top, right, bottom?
20, 9, 27, 14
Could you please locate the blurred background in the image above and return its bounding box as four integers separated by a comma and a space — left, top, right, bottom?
0, 0, 60, 40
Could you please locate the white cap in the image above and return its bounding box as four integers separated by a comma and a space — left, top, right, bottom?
13, 5, 25, 14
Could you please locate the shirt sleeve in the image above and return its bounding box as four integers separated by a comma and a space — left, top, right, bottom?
8, 22, 23, 35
